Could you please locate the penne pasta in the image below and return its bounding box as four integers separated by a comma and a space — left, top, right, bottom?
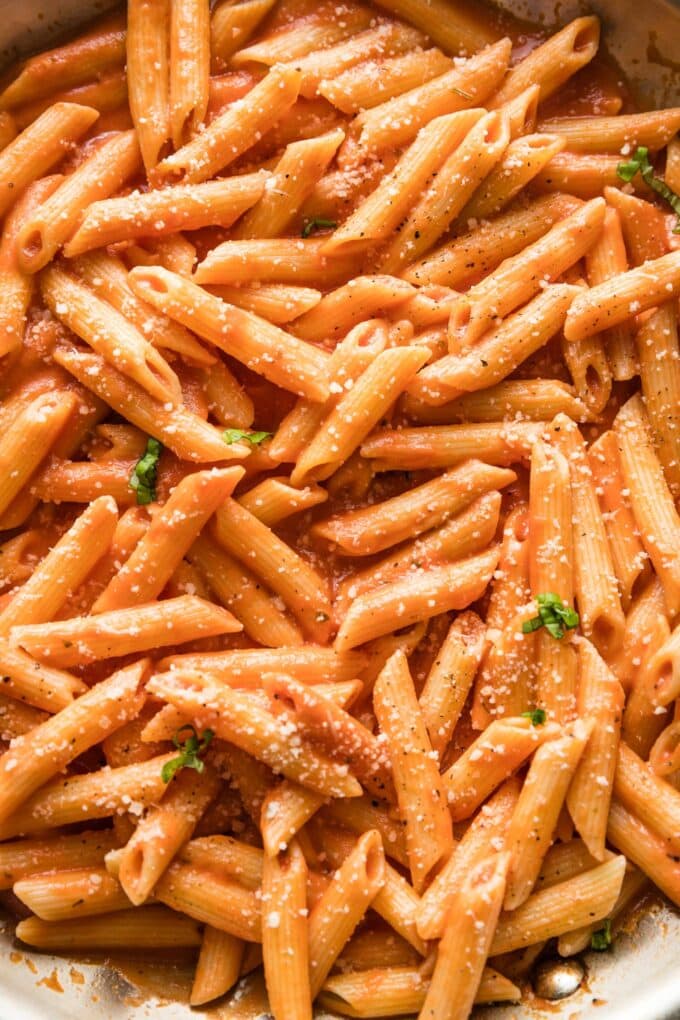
0, 102, 98, 218
567, 640, 624, 860
291, 346, 428, 484
191, 926, 244, 1005
318, 47, 452, 114
373, 650, 453, 891
263, 674, 391, 800
127, 0, 171, 170
70, 250, 214, 366
361, 422, 542, 470
0, 7, 677, 1017
615, 394, 680, 617
53, 344, 247, 463
420, 611, 486, 755
548, 415, 625, 656
444, 717, 562, 822
417, 778, 519, 941
213, 498, 331, 641
153, 859, 262, 941
335, 547, 499, 651
11, 69, 128, 131
377, 110, 510, 273
489, 855, 626, 954
420, 853, 509, 1020
565, 250, 680, 343
159, 645, 366, 683
148, 670, 362, 798
607, 799, 680, 908
324, 109, 484, 254
0, 638, 86, 713
155, 64, 302, 185
232, 5, 374, 66
371, 0, 497, 55
16, 906, 203, 951
170, 0, 211, 147
613, 742, 680, 853
284, 23, 427, 101
0, 692, 47, 740
403, 193, 581, 288
336, 491, 501, 614
14, 866, 132, 921
0, 176, 61, 357
0, 13, 126, 110
10, 595, 241, 668
211, 0, 278, 69
320, 964, 520, 1015
405, 380, 588, 426
0, 390, 78, 518
271, 318, 388, 463
18, 130, 140, 272
42, 266, 182, 406
262, 842, 311, 1020
93, 467, 243, 611
587, 430, 649, 610
0, 661, 146, 824
489, 16, 600, 106
308, 830, 385, 997
129, 266, 330, 402
237, 476, 327, 525
503, 723, 590, 910
409, 285, 579, 406
0, 753, 176, 841
117, 764, 222, 906
456, 131, 566, 223
187, 534, 303, 648
64, 172, 268, 255
0, 830, 119, 890
237, 129, 344, 239
636, 303, 680, 496
354, 38, 511, 152
539, 108, 680, 153
0, 496, 118, 635
448, 199, 605, 350
313, 460, 513, 556
584, 205, 637, 381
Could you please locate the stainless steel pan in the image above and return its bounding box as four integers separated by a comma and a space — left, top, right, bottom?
0, 1, 679, 1017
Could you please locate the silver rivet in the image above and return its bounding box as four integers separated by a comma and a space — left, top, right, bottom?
533, 958, 585, 1000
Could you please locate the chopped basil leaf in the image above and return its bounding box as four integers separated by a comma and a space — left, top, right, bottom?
223, 428, 272, 446
590, 918, 612, 951
161, 725, 214, 783
522, 593, 580, 640
617, 146, 680, 233
130, 437, 162, 505
301, 217, 337, 238
521, 708, 547, 726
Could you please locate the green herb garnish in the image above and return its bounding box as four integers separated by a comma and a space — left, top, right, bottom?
301, 217, 337, 238
130, 437, 162, 505
590, 919, 612, 951
522, 593, 580, 640
452, 86, 473, 99
161, 725, 214, 783
522, 708, 547, 726
223, 428, 272, 446
617, 146, 680, 233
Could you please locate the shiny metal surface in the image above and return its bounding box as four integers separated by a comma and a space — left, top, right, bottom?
0, 1, 679, 1018
532, 958, 585, 1000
